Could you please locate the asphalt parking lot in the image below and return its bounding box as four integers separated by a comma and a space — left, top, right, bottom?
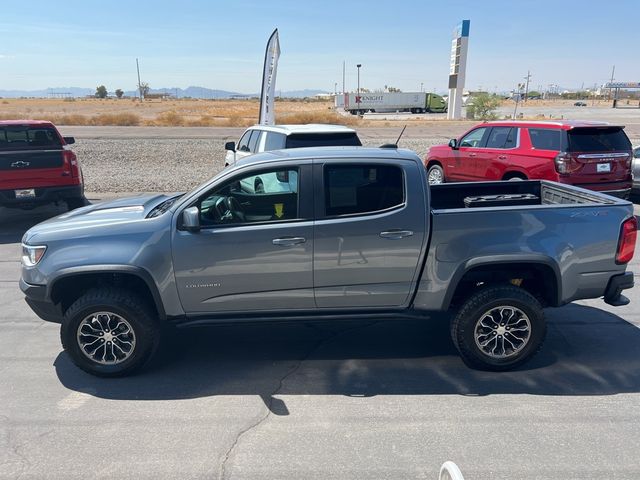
1, 196, 640, 479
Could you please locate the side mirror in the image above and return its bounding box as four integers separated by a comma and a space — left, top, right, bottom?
224, 141, 236, 152
448, 138, 458, 149
182, 206, 200, 232
63, 136, 75, 145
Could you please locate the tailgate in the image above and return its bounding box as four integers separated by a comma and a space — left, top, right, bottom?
0, 150, 69, 189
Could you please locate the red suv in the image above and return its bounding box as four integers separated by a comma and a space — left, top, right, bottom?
0, 120, 85, 210
425, 120, 633, 198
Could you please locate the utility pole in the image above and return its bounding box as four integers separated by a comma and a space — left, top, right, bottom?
513, 83, 524, 118
523, 70, 531, 102
356, 64, 362, 113
136, 58, 143, 102
608, 65, 615, 101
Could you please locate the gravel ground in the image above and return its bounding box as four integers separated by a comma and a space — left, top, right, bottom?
74, 137, 439, 193
68, 124, 639, 193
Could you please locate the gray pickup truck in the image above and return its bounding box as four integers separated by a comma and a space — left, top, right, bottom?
20, 147, 636, 377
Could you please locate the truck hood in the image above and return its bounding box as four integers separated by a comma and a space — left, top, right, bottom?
23, 193, 173, 244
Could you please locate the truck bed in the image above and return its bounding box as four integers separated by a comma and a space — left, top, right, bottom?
430, 180, 618, 211
415, 179, 634, 311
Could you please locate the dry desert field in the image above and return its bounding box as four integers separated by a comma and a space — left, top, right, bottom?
0, 97, 621, 128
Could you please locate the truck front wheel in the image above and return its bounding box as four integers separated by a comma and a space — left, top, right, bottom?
451, 285, 546, 371
61, 288, 160, 377
427, 164, 445, 185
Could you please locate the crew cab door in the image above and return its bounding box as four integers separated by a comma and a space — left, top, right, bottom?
172, 162, 315, 313
312, 159, 427, 308
449, 127, 490, 181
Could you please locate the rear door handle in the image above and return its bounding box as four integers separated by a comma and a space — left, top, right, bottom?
272, 237, 306, 246
380, 230, 414, 240
468, 153, 477, 157
498, 155, 507, 160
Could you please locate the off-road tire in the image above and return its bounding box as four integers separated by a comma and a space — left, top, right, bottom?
61, 288, 160, 377
451, 285, 546, 371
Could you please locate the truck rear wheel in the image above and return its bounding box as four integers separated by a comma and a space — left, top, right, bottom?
61, 288, 160, 377
450, 285, 546, 371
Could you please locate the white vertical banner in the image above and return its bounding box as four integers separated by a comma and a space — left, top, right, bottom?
259, 29, 280, 125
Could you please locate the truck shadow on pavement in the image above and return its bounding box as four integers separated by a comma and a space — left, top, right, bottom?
55, 303, 640, 414
0, 205, 68, 245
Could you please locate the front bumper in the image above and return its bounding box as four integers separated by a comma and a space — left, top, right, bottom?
0, 184, 83, 207
19, 278, 63, 323
603, 272, 634, 306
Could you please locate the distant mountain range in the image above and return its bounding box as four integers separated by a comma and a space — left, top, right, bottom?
0, 86, 331, 99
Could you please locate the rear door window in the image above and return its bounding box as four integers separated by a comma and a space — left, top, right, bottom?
486, 127, 516, 149
567, 127, 631, 152
529, 128, 562, 151
323, 164, 404, 217
285, 132, 362, 149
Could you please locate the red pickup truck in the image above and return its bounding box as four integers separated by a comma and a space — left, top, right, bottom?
425, 120, 633, 198
0, 120, 86, 210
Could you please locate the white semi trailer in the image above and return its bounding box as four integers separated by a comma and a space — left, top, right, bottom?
335, 92, 447, 115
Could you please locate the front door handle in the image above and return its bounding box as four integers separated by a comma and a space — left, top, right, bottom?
272, 236, 306, 246
498, 155, 507, 160
380, 230, 414, 240
468, 152, 477, 157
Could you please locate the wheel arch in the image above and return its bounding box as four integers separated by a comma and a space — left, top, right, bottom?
502, 169, 528, 180
48, 265, 166, 321
444, 256, 561, 310
426, 158, 443, 170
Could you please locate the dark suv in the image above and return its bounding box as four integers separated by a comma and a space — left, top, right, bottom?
425, 120, 633, 198
0, 120, 85, 210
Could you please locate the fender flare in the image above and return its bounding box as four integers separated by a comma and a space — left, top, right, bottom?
47, 265, 167, 320
442, 254, 562, 309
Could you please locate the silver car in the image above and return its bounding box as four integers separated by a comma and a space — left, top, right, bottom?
633, 146, 640, 194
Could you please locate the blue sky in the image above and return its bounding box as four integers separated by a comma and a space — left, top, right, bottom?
0, 0, 637, 93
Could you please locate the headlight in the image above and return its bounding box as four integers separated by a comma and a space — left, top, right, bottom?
21, 244, 47, 267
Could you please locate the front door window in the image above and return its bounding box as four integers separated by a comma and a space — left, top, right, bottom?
459, 127, 488, 148
198, 168, 299, 226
